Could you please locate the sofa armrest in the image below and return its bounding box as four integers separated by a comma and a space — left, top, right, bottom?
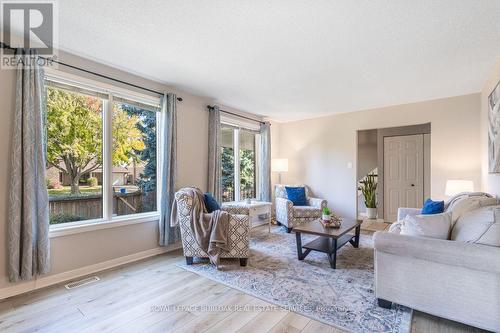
276, 197, 293, 208
397, 207, 421, 221
373, 231, 500, 275
308, 197, 327, 209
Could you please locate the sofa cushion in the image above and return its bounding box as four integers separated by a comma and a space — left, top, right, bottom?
400, 212, 451, 239
285, 186, 307, 206
293, 206, 321, 218
451, 205, 500, 246
421, 198, 444, 214
446, 196, 498, 226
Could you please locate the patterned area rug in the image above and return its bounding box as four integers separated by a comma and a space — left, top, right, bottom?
178, 226, 412, 333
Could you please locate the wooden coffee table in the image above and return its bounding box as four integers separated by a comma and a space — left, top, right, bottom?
294, 218, 362, 269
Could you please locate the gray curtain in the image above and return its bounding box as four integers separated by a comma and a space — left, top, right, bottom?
8, 50, 50, 282
259, 122, 272, 202
207, 106, 222, 201
159, 93, 180, 246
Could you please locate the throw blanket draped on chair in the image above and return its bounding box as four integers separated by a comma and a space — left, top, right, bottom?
170, 187, 230, 265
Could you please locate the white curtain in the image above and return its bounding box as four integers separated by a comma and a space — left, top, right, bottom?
8, 50, 50, 281
159, 93, 180, 246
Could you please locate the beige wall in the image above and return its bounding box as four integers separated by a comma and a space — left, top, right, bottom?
270, 121, 282, 185
481, 58, 500, 196
277, 94, 481, 220
0, 51, 213, 292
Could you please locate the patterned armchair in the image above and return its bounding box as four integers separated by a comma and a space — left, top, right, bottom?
275, 184, 327, 232
174, 189, 251, 266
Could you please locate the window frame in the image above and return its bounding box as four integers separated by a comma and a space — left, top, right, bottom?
221, 121, 261, 202
45, 69, 162, 234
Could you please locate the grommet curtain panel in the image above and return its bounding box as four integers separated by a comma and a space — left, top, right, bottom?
8, 50, 50, 282
159, 93, 180, 246
207, 106, 222, 202
259, 122, 272, 202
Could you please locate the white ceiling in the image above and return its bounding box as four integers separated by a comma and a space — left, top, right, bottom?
56, 0, 500, 121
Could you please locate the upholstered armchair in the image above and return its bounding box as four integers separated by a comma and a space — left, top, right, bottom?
174, 189, 251, 266
274, 184, 327, 232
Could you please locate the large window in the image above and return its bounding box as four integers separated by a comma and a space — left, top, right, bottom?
45, 76, 160, 226
221, 125, 259, 203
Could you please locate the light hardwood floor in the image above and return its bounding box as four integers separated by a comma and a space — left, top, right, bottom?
0, 235, 488, 333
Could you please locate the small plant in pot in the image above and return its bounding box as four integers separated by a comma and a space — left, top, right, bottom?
322, 207, 331, 221
358, 172, 378, 219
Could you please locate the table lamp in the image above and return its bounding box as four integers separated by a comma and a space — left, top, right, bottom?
445, 180, 473, 196
271, 158, 288, 184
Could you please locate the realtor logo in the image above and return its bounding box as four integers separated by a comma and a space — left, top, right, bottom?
1, 1, 57, 68
2, 1, 55, 53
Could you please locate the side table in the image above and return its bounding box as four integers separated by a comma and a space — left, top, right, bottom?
222, 201, 273, 232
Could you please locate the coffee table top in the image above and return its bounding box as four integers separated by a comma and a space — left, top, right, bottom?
293, 218, 361, 238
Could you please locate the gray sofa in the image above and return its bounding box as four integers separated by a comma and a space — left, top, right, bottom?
373, 193, 500, 332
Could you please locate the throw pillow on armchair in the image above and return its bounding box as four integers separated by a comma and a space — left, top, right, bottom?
285, 186, 307, 206
204, 193, 221, 213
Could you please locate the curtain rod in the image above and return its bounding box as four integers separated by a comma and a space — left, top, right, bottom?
0, 43, 183, 102
207, 105, 267, 125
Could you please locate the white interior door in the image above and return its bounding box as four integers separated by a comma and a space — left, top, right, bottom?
384, 134, 424, 222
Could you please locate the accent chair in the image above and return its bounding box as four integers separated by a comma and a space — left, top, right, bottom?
174, 188, 251, 266
274, 184, 327, 232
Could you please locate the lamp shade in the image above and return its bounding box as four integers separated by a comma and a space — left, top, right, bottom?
445, 180, 473, 196
271, 158, 288, 172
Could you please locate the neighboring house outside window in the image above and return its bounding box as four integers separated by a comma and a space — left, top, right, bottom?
44, 73, 161, 227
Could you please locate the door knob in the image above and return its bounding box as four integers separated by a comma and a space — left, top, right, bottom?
411, 184, 415, 187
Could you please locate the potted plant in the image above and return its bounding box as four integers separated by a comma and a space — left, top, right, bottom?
322, 207, 331, 221
358, 172, 378, 219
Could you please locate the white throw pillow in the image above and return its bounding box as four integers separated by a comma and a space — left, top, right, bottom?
388, 220, 402, 234
445, 196, 498, 226
452, 206, 500, 246
400, 212, 452, 239
446, 197, 481, 226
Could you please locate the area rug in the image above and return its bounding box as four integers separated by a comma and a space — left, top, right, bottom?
178, 226, 412, 333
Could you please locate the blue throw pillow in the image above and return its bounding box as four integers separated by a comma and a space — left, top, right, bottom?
285, 186, 307, 206
204, 193, 221, 213
421, 198, 444, 215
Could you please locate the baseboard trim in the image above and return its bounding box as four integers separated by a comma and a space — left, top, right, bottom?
0, 243, 182, 300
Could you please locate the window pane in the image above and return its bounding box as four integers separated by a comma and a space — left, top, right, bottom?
221, 127, 235, 202
45, 85, 103, 224
112, 102, 157, 216
239, 130, 256, 200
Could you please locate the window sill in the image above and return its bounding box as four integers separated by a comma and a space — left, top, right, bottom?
49, 212, 160, 238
